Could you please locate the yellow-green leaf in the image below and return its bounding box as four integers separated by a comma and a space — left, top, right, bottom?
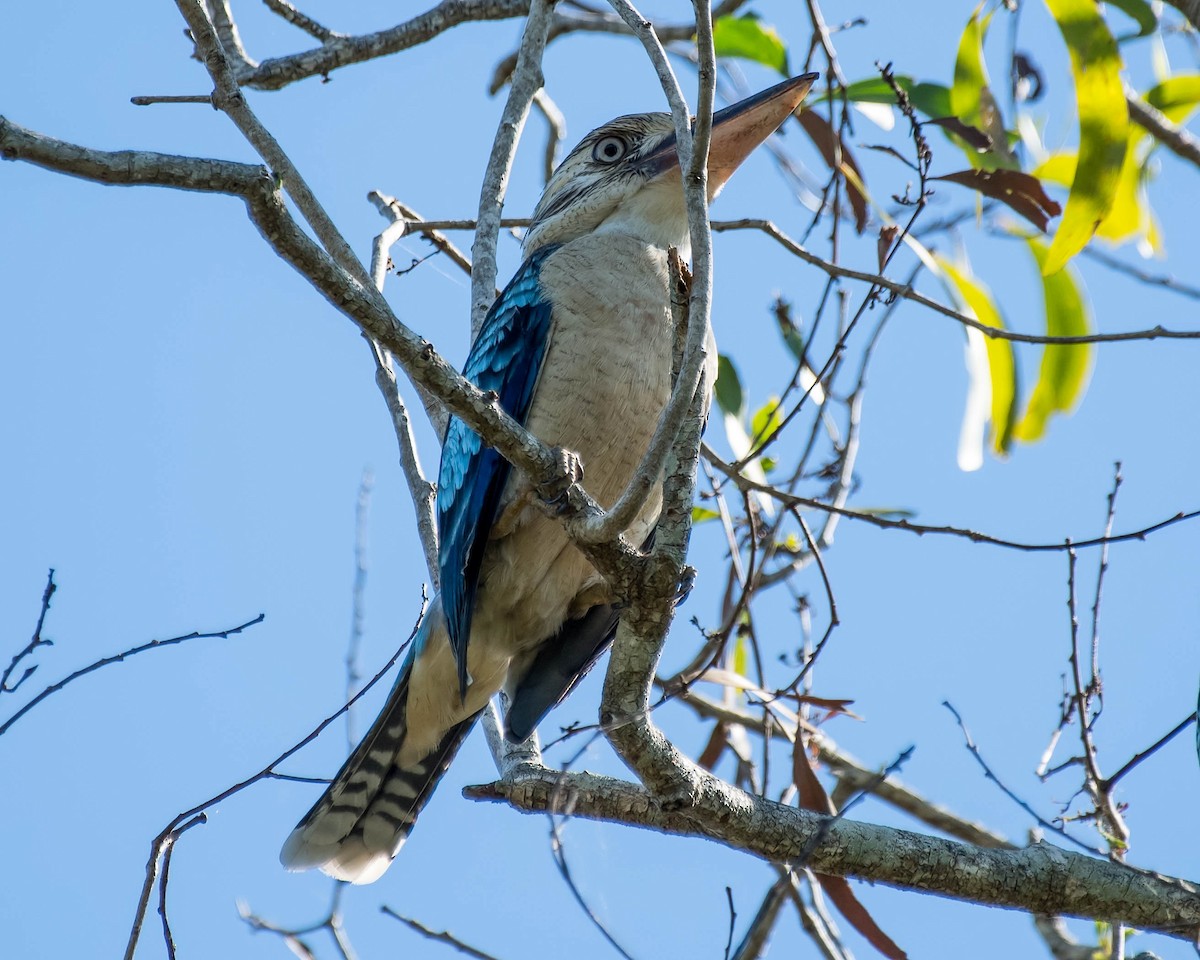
948, 7, 1017, 169
691, 506, 722, 524
1143, 75, 1200, 124
938, 258, 1018, 461
1041, 0, 1129, 274
750, 397, 783, 447
713, 15, 789, 76
1014, 239, 1093, 442
1034, 151, 1077, 189
1095, 137, 1144, 243
951, 6, 991, 129
732, 632, 749, 689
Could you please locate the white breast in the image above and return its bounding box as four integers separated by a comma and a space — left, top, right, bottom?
468, 232, 701, 657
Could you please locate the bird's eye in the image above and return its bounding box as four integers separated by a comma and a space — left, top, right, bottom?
591, 135, 628, 164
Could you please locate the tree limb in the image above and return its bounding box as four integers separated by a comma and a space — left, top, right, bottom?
464, 768, 1200, 937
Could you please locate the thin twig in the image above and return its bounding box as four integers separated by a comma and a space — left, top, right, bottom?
0, 614, 265, 738
1104, 712, 1198, 789
382, 908, 507, 960
550, 816, 638, 960
1080, 244, 1200, 301
943, 700, 1104, 856
2, 569, 57, 695
730, 878, 789, 960
122, 596, 425, 960
575, 0, 714, 544
262, 0, 339, 42
157, 814, 207, 960
712, 218, 1200, 344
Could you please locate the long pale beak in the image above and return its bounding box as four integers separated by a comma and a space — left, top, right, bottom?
643, 73, 819, 190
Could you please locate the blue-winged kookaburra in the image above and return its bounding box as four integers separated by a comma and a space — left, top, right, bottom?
281, 73, 818, 883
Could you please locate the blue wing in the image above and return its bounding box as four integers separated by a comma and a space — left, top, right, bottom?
438, 247, 558, 695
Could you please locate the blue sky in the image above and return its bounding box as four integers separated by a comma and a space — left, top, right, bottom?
2, 1, 1198, 958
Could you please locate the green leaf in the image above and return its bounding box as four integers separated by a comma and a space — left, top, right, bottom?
1041, 0, 1129, 274
1013, 239, 1093, 442
777, 317, 806, 362
713, 15, 789, 76
938, 258, 1019, 459
907, 81, 955, 119
691, 506, 722, 524
715, 354, 744, 418
750, 397, 783, 447
1105, 0, 1158, 40
833, 77, 952, 118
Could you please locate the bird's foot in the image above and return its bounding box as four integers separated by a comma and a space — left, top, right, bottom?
655, 769, 704, 813
538, 446, 585, 514
674, 565, 697, 605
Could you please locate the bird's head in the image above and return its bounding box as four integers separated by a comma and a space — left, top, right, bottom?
523, 73, 818, 257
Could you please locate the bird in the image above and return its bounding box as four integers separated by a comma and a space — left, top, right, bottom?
280, 72, 818, 884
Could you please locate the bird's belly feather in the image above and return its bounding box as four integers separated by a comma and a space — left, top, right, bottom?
472, 234, 678, 655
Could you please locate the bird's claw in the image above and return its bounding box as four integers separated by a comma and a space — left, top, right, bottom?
674, 565, 697, 605
538, 446, 584, 514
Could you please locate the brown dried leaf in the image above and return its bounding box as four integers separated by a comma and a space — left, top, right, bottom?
792, 733, 837, 815
925, 115, 995, 151
815, 873, 910, 960
797, 110, 869, 233
794, 735, 908, 958
934, 168, 1064, 231
877, 225, 899, 272
696, 721, 729, 771
796, 694, 862, 721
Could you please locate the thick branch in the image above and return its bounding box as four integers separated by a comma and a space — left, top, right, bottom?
241, 0, 534, 91
0, 119, 646, 595
1126, 89, 1200, 169
469, 0, 554, 336
178, 0, 372, 289
576, 0, 714, 545
465, 769, 1200, 937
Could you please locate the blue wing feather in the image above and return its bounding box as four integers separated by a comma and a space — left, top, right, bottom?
438, 247, 558, 693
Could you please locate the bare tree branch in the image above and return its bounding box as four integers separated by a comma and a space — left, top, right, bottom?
382, 908, 508, 960
122, 597, 426, 960
1126, 87, 1200, 169
262, 0, 340, 42
465, 768, 1200, 936
242, 0, 537, 91
2, 569, 56, 695
469, 0, 555, 336
711, 219, 1200, 345
0, 614, 265, 738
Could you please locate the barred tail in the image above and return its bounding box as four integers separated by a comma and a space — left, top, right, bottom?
280, 609, 483, 884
